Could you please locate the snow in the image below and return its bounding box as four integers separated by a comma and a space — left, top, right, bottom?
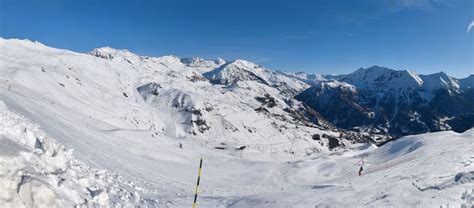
336, 66, 424, 90
283, 71, 328, 85
0, 101, 146, 207
294, 66, 470, 98
180, 57, 226, 73
0, 38, 473, 207
229, 130, 474, 207
203, 59, 310, 96
419, 72, 460, 93
323, 80, 357, 92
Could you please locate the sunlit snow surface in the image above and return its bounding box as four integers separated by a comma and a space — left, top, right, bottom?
0, 38, 472, 207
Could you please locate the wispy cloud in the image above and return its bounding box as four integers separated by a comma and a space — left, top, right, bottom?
467, 21, 474, 34
395, 0, 433, 8
384, 0, 444, 11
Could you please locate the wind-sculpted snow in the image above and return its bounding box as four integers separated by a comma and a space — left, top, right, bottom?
0, 101, 149, 207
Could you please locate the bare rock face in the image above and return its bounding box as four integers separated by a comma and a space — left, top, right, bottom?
325, 135, 341, 150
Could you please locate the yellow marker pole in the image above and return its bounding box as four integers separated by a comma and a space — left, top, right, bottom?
193, 158, 203, 208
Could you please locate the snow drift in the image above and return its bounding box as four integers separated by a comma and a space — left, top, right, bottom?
0, 101, 148, 207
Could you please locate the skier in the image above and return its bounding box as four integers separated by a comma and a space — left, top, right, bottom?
358, 157, 366, 176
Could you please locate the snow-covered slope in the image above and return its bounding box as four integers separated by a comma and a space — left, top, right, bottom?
230, 129, 474, 207
0, 38, 472, 207
338, 66, 424, 90
0, 101, 147, 207
419, 72, 460, 93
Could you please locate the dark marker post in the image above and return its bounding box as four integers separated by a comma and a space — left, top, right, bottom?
193, 158, 203, 208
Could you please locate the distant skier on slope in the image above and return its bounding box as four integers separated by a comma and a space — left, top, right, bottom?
358, 157, 366, 176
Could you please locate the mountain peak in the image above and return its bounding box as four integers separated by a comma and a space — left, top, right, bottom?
180, 57, 226, 67
0, 38, 66, 54
0, 37, 44, 47
231, 59, 259, 67
426, 71, 449, 78
180, 57, 226, 73
419, 71, 460, 92
341, 66, 423, 89
353, 65, 394, 75
89, 47, 138, 60
202, 59, 265, 85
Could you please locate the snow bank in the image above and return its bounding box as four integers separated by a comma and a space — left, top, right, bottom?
0, 101, 149, 207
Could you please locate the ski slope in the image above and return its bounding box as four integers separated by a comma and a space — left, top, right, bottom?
230, 130, 474, 207
0, 38, 473, 207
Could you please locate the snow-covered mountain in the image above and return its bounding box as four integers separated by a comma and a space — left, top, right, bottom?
295, 66, 474, 137
180, 56, 226, 73
203, 59, 310, 96
0, 38, 472, 207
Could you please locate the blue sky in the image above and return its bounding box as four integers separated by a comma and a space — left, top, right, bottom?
0, 0, 472, 77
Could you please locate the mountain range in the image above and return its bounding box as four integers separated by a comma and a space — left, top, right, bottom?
293, 66, 474, 137
182, 53, 474, 139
